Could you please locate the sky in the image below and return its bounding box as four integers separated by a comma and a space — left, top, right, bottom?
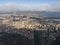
0, 0, 60, 12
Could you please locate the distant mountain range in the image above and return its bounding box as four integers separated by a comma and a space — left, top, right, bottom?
40, 11, 60, 17
0, 11, 60, 17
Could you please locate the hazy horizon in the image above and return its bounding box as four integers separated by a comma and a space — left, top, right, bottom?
0, 0, 60, 12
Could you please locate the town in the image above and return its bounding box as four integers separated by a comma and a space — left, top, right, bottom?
0, 13, 60, 45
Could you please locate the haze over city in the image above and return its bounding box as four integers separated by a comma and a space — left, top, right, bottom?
0, 0, 60, 45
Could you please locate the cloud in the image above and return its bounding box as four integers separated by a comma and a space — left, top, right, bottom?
47, 2, 60, 12
0, 2, 60, 12
0, 2, 50, 11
